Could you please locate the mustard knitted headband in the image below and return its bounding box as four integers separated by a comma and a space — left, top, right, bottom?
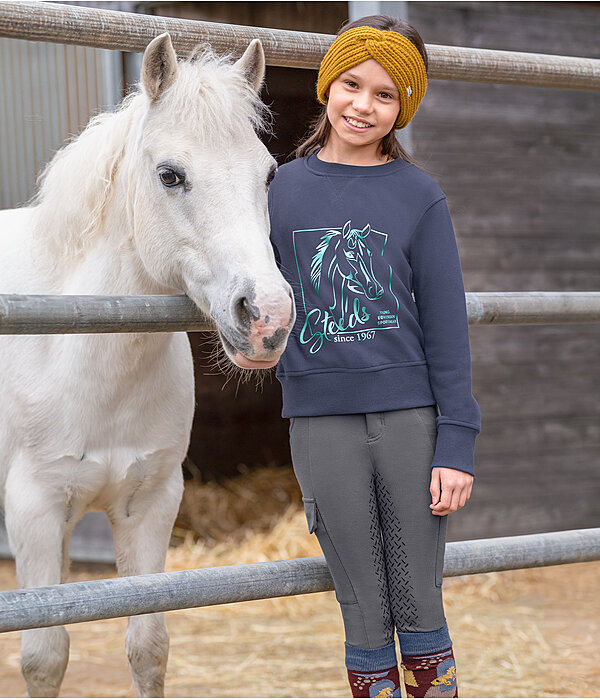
316, 26, 427, 130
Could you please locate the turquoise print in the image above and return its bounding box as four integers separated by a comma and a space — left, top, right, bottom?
292, 220, 400, 354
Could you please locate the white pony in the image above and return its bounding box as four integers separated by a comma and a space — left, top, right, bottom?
0, 33, 294, 697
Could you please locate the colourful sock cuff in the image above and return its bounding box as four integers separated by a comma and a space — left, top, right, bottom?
345, 640, 398, 671
348, 667, 401, 698
397, 620, 452, 656
400, 645, 458, 698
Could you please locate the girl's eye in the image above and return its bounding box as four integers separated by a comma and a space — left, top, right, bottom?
379, 92, 392, 99
345, 80, 358, 88
159, 169, 184, 187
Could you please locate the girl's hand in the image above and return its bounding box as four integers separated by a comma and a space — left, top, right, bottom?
429, 467, 473, 516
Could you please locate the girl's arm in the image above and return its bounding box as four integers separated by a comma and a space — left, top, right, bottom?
409, 195, 481, 477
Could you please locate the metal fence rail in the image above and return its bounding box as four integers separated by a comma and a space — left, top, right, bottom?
1, 292, 600, 335
0, 294, 212, 334
0, 1, 599, 90
0, 528, 598, 634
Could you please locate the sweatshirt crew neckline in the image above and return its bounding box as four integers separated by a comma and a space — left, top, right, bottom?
304, 150, 411, 177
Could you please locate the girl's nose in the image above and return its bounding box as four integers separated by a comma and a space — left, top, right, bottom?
352, 92, 373, 114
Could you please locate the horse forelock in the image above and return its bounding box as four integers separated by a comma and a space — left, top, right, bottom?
156, 47, 272, 138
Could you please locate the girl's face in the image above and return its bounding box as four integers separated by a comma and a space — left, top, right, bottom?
325, 58, 401, 153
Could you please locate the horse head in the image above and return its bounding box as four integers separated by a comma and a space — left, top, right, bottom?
319, 221, 383, 300
129, 33, 294, 369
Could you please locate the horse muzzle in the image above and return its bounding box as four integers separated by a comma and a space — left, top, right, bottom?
215, 283, 295, 369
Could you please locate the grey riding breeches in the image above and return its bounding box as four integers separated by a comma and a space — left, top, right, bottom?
288, 406, 448, 650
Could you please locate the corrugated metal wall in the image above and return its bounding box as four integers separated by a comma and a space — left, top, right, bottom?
0, 38, 122, 209
0, 36, 125, 562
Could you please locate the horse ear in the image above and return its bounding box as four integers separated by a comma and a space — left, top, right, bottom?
234, 39, 266, 92
342, 221, 351, 237
142, 33, 178, 102
361, 224, 371, 237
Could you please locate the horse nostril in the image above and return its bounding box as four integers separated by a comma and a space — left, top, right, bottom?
234, 296, 260, 330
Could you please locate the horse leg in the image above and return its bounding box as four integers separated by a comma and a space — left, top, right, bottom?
4, 468, 70, 698
61, 528, 73, 584
108, 464, 184, 698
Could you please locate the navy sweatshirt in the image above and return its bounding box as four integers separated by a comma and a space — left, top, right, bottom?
268, 151, 481, 476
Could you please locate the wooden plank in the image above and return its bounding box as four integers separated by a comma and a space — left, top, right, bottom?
448, 450, 600, 540
409, 1, 600, 538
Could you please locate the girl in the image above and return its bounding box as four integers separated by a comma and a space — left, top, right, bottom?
268, 14, 481, 699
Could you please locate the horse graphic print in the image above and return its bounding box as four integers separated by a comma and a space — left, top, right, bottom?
292, 220, 400, 354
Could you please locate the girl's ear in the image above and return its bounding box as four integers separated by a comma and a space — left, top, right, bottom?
142, 33, 178, 102
235, 39, 266, 92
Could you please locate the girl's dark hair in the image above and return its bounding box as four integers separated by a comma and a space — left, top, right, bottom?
294, 15, 428, 164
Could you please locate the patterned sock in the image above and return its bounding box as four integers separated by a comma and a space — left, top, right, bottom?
347, 666, 401, 698
400, 646, 458, 698
345, 641, 402, 698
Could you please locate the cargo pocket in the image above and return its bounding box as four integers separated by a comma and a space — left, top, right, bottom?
434, 514, 447, 587
302, 497, 317, 534
303, 498, 357, 605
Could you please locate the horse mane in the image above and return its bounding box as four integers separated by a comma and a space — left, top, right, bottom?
310, 230, 340, 293
31, 43, 271, 264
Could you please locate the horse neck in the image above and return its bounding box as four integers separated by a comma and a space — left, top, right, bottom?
31, 94, 164, 297
80, 189, 157, 295
36, 169, 164, 297
31, 165, 176, 362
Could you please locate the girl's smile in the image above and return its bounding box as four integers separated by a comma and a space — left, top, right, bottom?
342, 115, 374, 130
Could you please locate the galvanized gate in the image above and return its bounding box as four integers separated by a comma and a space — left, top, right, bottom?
0, 0, 599, 633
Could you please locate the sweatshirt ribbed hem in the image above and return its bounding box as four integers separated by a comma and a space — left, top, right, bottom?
279, 362, 435, 417
278, 364, 477, 474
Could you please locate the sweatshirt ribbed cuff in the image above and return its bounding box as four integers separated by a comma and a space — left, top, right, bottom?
431, 422, 479, 476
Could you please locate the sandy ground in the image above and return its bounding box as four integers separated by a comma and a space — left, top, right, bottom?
0, 552, 598, 698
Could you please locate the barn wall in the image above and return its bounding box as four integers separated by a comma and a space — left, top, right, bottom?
406, 1, 600, 539
0, 37, 122, 209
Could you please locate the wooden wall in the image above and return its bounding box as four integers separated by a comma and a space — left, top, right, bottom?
407, 1, 600, 539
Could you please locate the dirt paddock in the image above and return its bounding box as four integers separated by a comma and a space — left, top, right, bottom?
0, 469, 598, 698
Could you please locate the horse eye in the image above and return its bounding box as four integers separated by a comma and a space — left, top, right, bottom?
159, 169, 184, 188
266, 166, 277, 187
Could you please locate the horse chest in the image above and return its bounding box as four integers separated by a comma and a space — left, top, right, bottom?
3, 333, 194, 477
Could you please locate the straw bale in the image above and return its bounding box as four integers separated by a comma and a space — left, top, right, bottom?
174, 464, 304, 548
